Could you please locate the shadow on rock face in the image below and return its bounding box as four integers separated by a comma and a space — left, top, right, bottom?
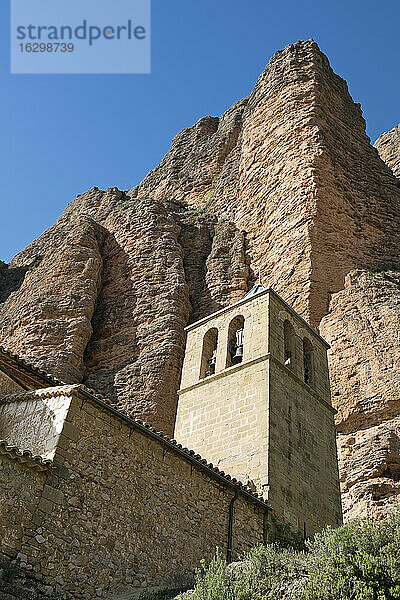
0, 260, 33, 304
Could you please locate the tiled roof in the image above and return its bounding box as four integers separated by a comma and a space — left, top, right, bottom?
0, 384, 271, 510
0, 440, 53, 471
0, 344, 65, 389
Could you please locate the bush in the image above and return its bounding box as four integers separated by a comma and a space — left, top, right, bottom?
266, 515, 307, 551
140, 590, 184, 600
186, 511, 400, 600
189, 545, 307, 600
302, 514, 400, 599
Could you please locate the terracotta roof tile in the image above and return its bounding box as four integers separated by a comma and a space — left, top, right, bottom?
0, 440, 53, 471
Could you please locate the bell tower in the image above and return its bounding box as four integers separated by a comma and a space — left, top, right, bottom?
174, 284, 342, 535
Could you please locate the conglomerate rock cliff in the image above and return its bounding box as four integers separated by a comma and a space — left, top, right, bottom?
375, 123, 400, 179
1, 39, 400, 521
0, 191, 248, 435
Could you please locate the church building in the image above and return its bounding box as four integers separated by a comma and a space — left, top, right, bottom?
0, 283, 341, 598
175, 283, 342, 536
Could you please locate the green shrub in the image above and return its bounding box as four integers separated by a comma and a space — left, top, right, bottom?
192, 548, 234, 600
187, 511, 400, 600
1, 564, 18, 582
302, 514, 400, 600
266, 515, 307, 551
184, 207, 209, 218
190, 545, 307, 600
139, 589, 184, 600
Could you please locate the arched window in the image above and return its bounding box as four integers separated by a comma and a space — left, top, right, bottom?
283, 320, 295, 370
303, 338, 314, 386
200, 328, 218, 379
226, 315, 245, 368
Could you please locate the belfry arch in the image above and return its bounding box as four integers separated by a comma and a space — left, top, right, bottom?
200, 327, 218, 379
226, 315, 245, 367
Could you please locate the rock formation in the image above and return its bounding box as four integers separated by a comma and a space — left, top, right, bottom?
0, 190, 248, 435
375, 123, 400, 178
1, 39, 400, 520
321, 270, 400, 520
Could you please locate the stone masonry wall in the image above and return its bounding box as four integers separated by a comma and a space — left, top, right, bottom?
0, 388, 267, 599
267, 357, 341, 535
267, 293, 341, 536
176, 292, 270, 491
176, 359, 269, 491
0, 455, 48, 569
176, 290, 342, 535
179, 292, 270, 390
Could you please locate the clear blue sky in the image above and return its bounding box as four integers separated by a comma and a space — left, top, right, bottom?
1, 0, 399, 262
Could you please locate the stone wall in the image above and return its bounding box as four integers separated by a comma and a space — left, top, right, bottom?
268, 293, 331, 420
267, 356, 341, 535
267, 292, 342, 535
0, 387, 268, 599
0, 453, 49, 567
176, 291, 270, 491
176, 358, 269, 491
179, 292, 269, 390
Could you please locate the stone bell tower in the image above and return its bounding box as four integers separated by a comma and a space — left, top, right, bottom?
174, 284, 342, 536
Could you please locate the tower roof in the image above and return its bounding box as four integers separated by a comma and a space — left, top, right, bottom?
242, 282, 267, 299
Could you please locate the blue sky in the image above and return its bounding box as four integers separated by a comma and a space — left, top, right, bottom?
1, 0, 399, 262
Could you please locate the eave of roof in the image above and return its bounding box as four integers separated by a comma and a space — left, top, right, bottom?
0, 439, 53, 471
0, 345, 65, 389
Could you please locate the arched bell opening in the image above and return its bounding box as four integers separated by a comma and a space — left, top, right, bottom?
283, 320, 296, 371
200, 328, 218, 379
226, 315, 245, 368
